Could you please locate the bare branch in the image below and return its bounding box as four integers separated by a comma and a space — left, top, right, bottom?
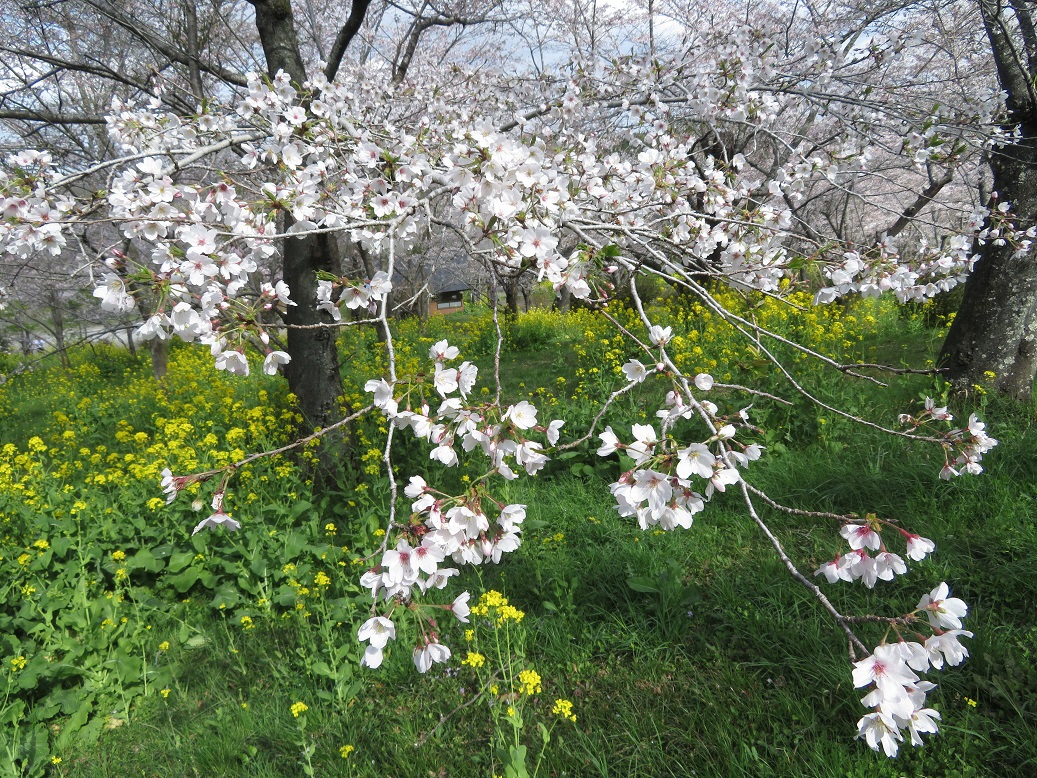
325, 0, 373, 83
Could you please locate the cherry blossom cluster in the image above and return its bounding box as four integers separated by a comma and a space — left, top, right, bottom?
366, 340, 562, 477
316, 270, 392, 320
897, 397, 999, 478
160, 468, 240, 534
814, 514, 936, 589
595, 380, 762, 531
0, 151, 73, 259
357, 341, 564, 673
854, 583, 972, 756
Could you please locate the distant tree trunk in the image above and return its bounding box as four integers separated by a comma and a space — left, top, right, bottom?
151, 338, 168, 380
356, 242, 388, 343
46, 290, 70, 369
552, 284, 571, 312
939, 0, 1037, 400
126, 326, 137, 357
504, 279, 520, 317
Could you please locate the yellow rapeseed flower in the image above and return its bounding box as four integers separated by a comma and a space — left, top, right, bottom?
552, 698, 576, 723
517, 669, 542, 696
461, 651, 486, 668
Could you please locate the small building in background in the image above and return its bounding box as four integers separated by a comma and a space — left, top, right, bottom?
428, 271, 472, 316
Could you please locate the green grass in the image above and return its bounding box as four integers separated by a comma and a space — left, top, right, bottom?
0, 302, 1035, 777
57, 454, 1037, 776
62, 466, 1037, 775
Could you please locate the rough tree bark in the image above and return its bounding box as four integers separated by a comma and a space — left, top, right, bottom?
250, 0, 351, 433
939, 0, 1037, 400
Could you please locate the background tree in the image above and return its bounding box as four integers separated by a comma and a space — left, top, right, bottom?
0, 0, 511, 432
1, 1, 1021, 757
938, 0, 1037, 399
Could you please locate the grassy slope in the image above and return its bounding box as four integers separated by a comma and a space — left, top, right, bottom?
1, 316, 1035, 777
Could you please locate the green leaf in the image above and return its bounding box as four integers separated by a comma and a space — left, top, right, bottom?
288, 501, 313, 522
504, 745, 529, 778
626, 577, 661, 594
56, 697, 93, 750
129, 548, 164, 573
309, 661, 333, 678
236, 574, 258, 595
168, 568, 202, 593
283, 531, 307, 560
167, 551, 195, 573
209, 585, 240, 609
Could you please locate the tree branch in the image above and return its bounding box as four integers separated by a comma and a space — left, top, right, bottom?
84, 0, 248, 88
881, 167, 955, 241
324, 0, 372, 83
0, 109, 107, 125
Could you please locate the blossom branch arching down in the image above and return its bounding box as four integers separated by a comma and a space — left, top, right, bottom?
0, 18, 1016, 756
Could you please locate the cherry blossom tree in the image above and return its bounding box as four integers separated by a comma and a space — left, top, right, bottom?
0, 0, 1028, 757
938, 0, 1037, 399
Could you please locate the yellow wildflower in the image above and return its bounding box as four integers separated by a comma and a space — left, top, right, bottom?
552, 698, 577, 722
461, 652, 486, 668
517, 669, 542, 696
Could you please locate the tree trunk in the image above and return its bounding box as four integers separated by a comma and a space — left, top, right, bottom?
504, 279, 520, 317
47, 290, 70, 370
938, 1, 1037, 400
283, 231, 344, 430
252, 0, 347, 435
126, 326, 137, 357
151, 338, 168, 381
